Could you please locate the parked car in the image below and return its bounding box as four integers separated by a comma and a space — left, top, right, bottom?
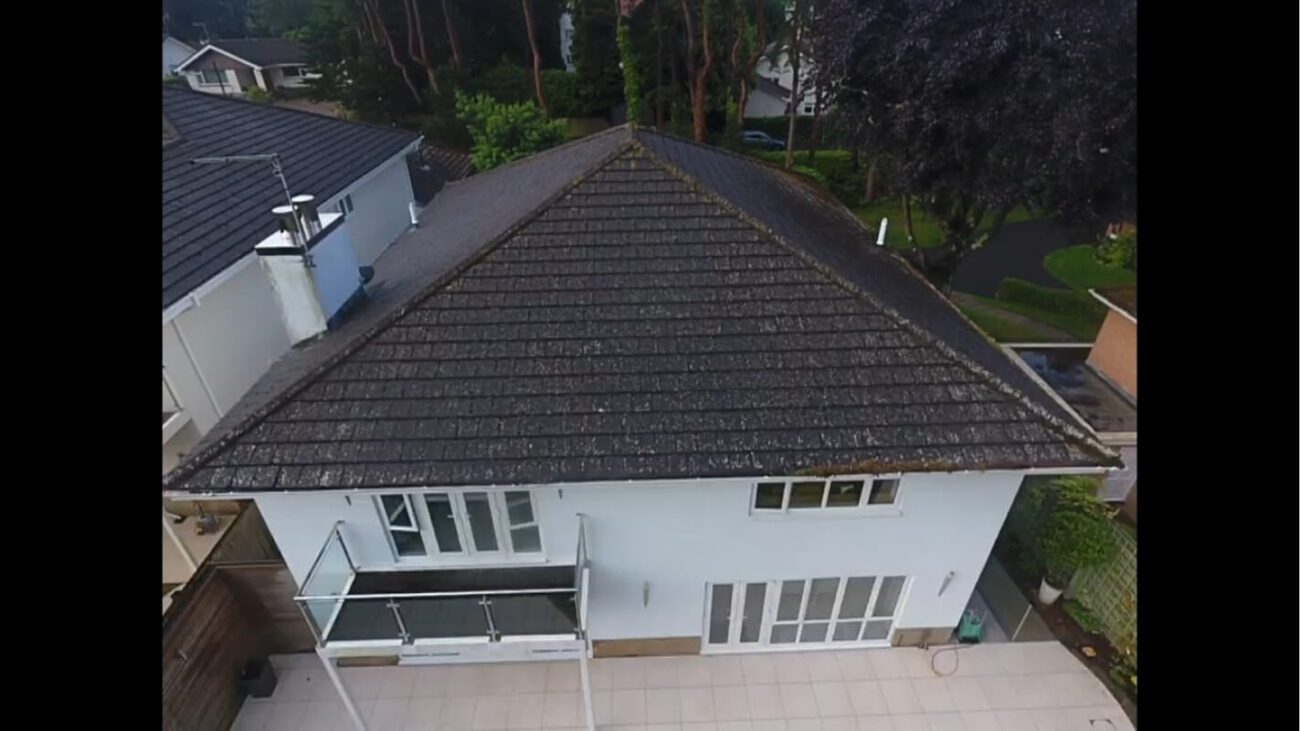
742, 130, 785, 150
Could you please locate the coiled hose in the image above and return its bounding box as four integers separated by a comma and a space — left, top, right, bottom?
927, 643, 967, 677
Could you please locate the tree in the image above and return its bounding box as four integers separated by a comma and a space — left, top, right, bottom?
782, 0, 805, 168
521, 0, 549, 117
729, 0, 766, 138
455, 92, 566, 169
572, 0, 624, 115
441, 0, 464, 70
822, 0, 1137, 290
362, 0, 423, 104
680, 0, 714, 141
1035, 476, 1116, 587
248, 0, 315, 36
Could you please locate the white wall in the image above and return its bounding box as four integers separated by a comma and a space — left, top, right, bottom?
321, 152, 416, 265
743, 88, 789, 119
754, 51, 817, 115
253, 471, 1026, 643
164, 39, 196, 77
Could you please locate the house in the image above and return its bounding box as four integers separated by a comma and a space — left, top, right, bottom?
746, 44, 818, 118
163, 34, 197, 78
1003, 286, 1137, 520
175, 38, 313, 96
162, 127, 1115, 727
163, 84, 422, 476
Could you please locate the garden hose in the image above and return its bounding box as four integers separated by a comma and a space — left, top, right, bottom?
926, 643, 968, 677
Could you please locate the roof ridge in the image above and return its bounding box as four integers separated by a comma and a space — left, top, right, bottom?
162, 84, 421, 141
628, 136, 1117, 466
163, 135, 639, 490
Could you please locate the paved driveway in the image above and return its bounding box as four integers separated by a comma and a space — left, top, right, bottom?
234, 643, 1132, 731
950, 221, 1083, 298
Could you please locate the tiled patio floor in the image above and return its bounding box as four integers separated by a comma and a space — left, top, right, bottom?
233, 643, 1132, 731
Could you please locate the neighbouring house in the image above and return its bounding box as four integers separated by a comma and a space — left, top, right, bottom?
163, 34, 197, 78
746, 44, 818, 118
163, 127, 1116, 728
175, 37, 314, 96
1003, 285, 1137, 520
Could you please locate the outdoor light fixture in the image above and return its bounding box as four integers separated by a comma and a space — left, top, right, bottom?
642, 581, 650, 607
938, 571, 955, 596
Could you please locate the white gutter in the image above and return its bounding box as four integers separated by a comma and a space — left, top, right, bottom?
163, 252, 258, 325
163, 465, 1111, 500
1088, 289, 1137, 325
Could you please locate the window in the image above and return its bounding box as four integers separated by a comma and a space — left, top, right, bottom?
706, 575, 908, 648
752, 477, 897, 514
337, 194, 354, 214
375, 490, 542, 562
198, 69, 225, 85
282, 66, 303, 77
803, 105, 814, 114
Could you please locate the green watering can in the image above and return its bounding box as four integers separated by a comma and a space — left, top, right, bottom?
957, 609, 984, 643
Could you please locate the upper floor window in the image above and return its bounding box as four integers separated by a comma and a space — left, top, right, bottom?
337, 194, 354, 215
752, 477, 901, 514
375, 490, 543, 562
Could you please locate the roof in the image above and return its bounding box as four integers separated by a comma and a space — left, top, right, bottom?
1011, 346, 1136, 434
420, 146, 476, 182
1091, 286, 1137, 321
164, 126, 1116, 494
755, 76, 792, 99
178, 38, 305, 70
162, 85, 419, 309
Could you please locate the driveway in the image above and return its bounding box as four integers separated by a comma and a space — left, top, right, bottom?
950, 221, 1084, 298
234, 643, 1132, 731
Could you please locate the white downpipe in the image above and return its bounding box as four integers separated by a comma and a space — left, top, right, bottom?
172, 320, 224, 420
162, 509, 198, 574
317, 648, 367, 730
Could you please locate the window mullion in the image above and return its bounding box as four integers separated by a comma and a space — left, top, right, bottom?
860, 576, 884, 641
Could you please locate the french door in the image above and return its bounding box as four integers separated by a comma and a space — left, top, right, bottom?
704, 575, 908, 651
376, 490, 543, 562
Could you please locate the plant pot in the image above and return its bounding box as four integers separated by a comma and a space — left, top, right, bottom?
1038, 578, 1065, 606
240, 658, 278, 699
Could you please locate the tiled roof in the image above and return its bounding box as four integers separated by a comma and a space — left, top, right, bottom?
162, 85, 419, 309
419, 146, 475, 182
164, 127, 1115, 493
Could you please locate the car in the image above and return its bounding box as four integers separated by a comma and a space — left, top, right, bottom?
742, 130, 785, 150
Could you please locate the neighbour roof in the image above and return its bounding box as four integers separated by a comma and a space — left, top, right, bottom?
1092, 286, 1137, 321
180, 38, 305, 69
162, 85, 419, 309
164, 126, 1116, 494
420, 146, 476, 182
1012, 347, 1136, 434
755, 76, 792, 99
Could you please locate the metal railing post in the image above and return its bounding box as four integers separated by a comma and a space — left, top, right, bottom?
481, 595, 500, 642
388, 599, 412, 644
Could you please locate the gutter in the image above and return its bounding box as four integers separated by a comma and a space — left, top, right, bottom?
1088, 289, 1138, 325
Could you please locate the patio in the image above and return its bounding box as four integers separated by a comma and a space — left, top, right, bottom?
233, 643, 1132, 731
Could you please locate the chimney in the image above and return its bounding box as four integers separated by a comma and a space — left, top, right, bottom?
256, 197, 366, 345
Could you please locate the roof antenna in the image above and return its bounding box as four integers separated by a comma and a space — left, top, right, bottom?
189, 153, 312, 264
876, 217, 888, 247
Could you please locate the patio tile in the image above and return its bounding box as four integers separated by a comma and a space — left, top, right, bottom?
408, 697, 446, 729
717, 721, 755, 731
845, 681, 888, 716
1027, 708, 1070, 731
942, 677, 989, 712
612, 689, 649, 724
867, 651, 908, 680
341, 667, 386, 700
678, 657, 712, 687
301, 700, 347, 730
786, 718, 824, 731
876, 679, 922, 715
957, 711, 1001, 731
751, 721, 788, 731
506, 693, 545, 729
679, 688, 717, 722
644, 657, 680, 689
592, 691, 614, 725
515, 664, 552, 694
485, 665, 518, 689
1064, 706, 1133, 731
807, 654, 843, 681
947, 647, 1003, 678
778, 684, 819, 718
449, 667, 490, 695
909, 678, 954, 713
647, 688, 684, 723
975, 676, 1019, 710
741, 655, 779, 685
773, 654, 813, 683
647, 724, 684, 731
897, 651, 935, 679
277, 669, 316, 701
994, 645, 1034, 676
708, 656, 746, 686
1024, 643, 1081, 675
926, 651, 959, 678
232, 700, 274, 731
713, 685, 752, 720
474, 694, 511, 730
811, 681, 853, 717
611, 726, 649, 731
548, 663, 583, 692
381, 667, 419, 699
370, 697, 413, 730
441, 695, 480, 731
991, 709, 1038, 731
888, 715, 928, 731
820, 717, 857, 731
855, 718, 894, 731
1011, 674, 1055, 709
542, 692, 582, 728
924, 713, 966, 731
591, 661, 615, 690
682, 723, 720, 731
833, 652, 875, 681
611, 659, 648, 690
1042, 672, 1112, 707
745, 684, 784, 720
268, 700, 313, 731
411, 667, 447, 697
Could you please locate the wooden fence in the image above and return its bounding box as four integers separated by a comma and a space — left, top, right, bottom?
162, 503, 314, 730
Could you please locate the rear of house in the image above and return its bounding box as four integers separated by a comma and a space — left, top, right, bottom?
164, 129, 1115, 711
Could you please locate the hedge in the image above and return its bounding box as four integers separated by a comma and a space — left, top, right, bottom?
996, 278, 1108, 323
741, 116, 817, 148
747, 149, 862, 207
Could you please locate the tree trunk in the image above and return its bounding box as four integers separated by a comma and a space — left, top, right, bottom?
366, 0, 422, 104
358, 0, 379, 43
681, 0, 713, 142
902, 194, 917, 247
734, 0, 766, 132
654, 0, 665, 128
441, 0, 463, 71
522, 0, 548, 118
405, 0, 440, 95
808, 82, 824, 163
865, 158, 878, 203
783, 0, 803, 169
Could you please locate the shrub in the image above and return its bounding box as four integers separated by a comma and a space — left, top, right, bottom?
542, 70, 582, 118
996, 278, 1107, 322
747, 149, 861, 206
466, 61, 532, 104
1062, 598, 1106, 635
245, 86, 274, 104
1036, 476, 1116, 586
455, 92, 565, 170
1097, 228, 1137, 270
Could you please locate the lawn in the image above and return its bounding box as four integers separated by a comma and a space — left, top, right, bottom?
958, 306, 1053, 343
967, 287, 1104, 342
851, 201, 1037, 251
1044, 244, 1138, 291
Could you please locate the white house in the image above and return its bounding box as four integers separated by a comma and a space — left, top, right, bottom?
163, 35, 197, 78
746, 44, 818, 118
174, 38, 315, 96
163, 84, 422, 476
163, 127, 1115, 729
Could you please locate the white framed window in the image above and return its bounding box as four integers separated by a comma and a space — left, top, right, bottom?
282, 66, 304, 77
337, 194, 354, 214
705, 575, 909, 650
374, 490, 544, 563
197, 69, 225, 85
751, 476, 901, 514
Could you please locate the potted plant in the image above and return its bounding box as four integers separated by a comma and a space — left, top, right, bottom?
1035, 476, 1116, 605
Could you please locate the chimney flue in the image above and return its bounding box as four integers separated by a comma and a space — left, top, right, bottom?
292, 194, 322, 237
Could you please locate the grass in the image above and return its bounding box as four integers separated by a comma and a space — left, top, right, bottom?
1044, 245, 1138, 291
959, 306, 1051, 343
852, 200, 1037, 251
966, 291, 1103, 341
